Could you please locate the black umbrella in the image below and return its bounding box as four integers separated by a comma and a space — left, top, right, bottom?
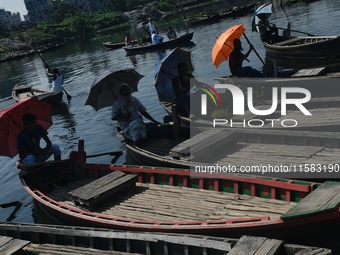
85, 69, 144, 111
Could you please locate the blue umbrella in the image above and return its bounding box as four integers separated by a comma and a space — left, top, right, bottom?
154, 47, 194, 103
251, 4, 273, 33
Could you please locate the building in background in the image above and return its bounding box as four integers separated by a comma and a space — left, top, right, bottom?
24, 0, 54, 24
0, 8, 22, 29
23, 0, 102, 24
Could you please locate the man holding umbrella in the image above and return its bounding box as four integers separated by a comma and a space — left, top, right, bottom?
257, 13, 279, 43
111, 84, 161, 146
229, 38, 264, 78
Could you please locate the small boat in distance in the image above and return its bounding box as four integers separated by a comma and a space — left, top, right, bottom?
12, 84, 63, 105
123, 32, 194, 54
102, 41, 126, 49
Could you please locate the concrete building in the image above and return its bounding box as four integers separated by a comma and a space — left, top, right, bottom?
23, 0, 102, 24
24, 0, 54, 24
0, 8, 22, 29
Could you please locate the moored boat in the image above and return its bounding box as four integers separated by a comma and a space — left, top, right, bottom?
219, 3, 255, 20
123, 32, 194, 54
116, 122, 340, 172
184, 14, 220, 26
263, 35, 340, 58
102, 41, 126, 49
12, 84, 63, 105
0, 222, 331, 255
18, 139, 340, 250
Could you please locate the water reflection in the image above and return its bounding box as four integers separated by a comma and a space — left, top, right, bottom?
155, 50, 166, 61
128, 55, 138, 67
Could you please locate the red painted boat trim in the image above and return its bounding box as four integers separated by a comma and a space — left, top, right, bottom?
20, 140, 340, 233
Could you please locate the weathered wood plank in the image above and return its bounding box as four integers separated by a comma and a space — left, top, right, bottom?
281, 181, 340, 220
68, 171, 137, 210
227, 235, 282, 255
170, 129, 237, 159
0, 237, 30, 255
291, 67, 326, 77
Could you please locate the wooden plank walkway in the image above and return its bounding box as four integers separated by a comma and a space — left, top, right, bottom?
49, 181, 297, 223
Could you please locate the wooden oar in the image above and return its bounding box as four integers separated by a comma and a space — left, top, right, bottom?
243, 33, 266, 66
31, 43, 72, 99
17, 158, 70, 170
276, 27, 316, 36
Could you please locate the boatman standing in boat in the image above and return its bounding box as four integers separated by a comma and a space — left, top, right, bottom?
146, 18, 158, 36
46, 67, 63, 93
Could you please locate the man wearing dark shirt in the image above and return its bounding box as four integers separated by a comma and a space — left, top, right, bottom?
229, 38, 264, 77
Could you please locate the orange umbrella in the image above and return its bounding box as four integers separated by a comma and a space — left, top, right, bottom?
212, 24, 246, 68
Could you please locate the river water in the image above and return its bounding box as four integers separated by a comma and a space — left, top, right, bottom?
0, 0, 339, 236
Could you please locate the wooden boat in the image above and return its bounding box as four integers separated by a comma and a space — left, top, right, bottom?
103, 38, 151, 49
123, 32, 194, 54
116, 121, 340, 171
18, 140, 340, 250
12, 84, 63, 105
0, 222, 332, 255
219, 3, 255, 20
263, 35, 340, 58
215, 66, 340, 99
184, 3, 255, 26
102, 41, 126, 49
184, 14, 220, 26
158, 66, 340, 131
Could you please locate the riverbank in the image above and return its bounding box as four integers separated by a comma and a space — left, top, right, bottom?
0, 38, 71, 63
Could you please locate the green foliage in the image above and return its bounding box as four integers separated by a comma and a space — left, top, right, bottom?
52, 0, 77, 23
0, 25, 10, 38
152, 1, 177, 11
90, 12, 126, 30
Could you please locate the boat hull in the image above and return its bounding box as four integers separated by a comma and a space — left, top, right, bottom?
18, 141, 340, 251
263, 36, 340, 57
123, 33, 194, 54
0, 222, 332, 255
12, 84, 63, 105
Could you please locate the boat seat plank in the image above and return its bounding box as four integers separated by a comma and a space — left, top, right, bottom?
296, 247, 332, 255
170, 129, 237, 159
281, 181, 340, 220
68, 171, 137, 211
0, 236, 30, 254
227, 235, 283, 255
291, 67, 326, 78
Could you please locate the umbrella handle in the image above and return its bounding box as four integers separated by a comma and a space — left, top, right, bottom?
243, 33, 266, 66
